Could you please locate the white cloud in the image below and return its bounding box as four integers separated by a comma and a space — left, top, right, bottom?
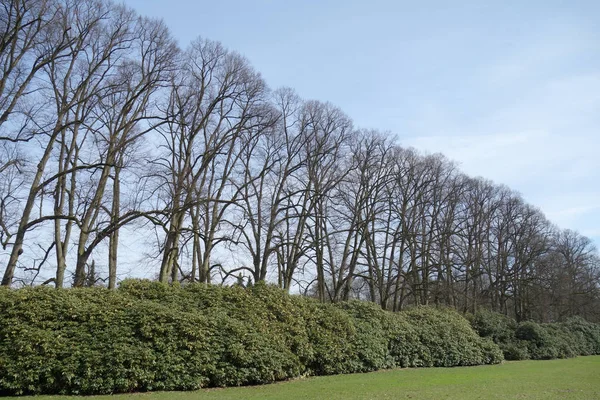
400, 27, 600, 243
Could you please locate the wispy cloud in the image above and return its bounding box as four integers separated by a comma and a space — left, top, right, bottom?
400, 21, 600, 244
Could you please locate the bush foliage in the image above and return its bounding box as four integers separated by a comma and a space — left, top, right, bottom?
470, 309, 600, 361
0, 282, 597, 395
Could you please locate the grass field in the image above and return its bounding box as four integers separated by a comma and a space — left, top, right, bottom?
16, 356, 600, 400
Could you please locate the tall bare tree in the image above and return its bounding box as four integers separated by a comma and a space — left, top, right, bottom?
2, 0, 122, 286
155, 38, 268, 283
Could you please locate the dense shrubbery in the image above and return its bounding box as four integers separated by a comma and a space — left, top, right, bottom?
0, 281, 504, 395
403, 307, 503, 367
470, 310, 600, 361
2, 283, 599, 396
0, 286, 220, 394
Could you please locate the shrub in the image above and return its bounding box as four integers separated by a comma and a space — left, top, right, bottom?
0, 282, 507, 395
470, 309, 600, 361
0, 287, 215, 395
403, 307, 503, 367
513, 321, 581, 360
381, 311, 423, 368
562, 317, 600, 356
333, 301, 395, 372
470, 309, 517, 344
121, 280, 307, 386
470, 310, 526, 360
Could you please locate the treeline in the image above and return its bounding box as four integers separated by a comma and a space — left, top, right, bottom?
1, 0, 599, 322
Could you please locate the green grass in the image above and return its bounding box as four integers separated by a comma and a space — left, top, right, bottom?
14, 356, 600, 400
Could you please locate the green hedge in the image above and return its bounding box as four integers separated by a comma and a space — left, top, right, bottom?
403, 307, 503, 367
0, 281, 503, 395
470, 310, 600, 361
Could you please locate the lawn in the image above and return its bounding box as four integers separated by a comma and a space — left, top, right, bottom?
16, 356, 600, 400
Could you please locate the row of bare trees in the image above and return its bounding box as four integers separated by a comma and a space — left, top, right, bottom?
1, 0, 599, 322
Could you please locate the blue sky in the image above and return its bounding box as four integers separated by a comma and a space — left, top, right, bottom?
122, 0, 600, 247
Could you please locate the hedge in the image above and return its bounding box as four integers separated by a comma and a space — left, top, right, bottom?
0, 281, 503, 395
403, 307, 503, 367
470, 309, 600, 361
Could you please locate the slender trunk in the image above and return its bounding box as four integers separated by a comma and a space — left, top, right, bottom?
190, 205, 199, 283
108, 165, 120, 289
74, 162, 113, 287
54, 133, 68, 287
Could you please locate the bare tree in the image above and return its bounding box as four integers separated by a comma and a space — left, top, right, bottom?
154, 38, 268, 283
69, 15, 177, 287
2, 0, 123, 286
298, 101, 352, 300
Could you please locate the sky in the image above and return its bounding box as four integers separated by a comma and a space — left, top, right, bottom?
121, 0, 600, 248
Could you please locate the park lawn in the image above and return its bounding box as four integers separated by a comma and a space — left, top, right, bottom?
16, 356, 600, 400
